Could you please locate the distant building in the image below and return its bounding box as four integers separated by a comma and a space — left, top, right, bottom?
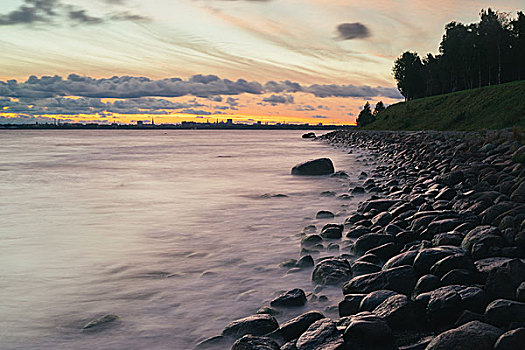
137, 120, 144, 126
226, 119, 233, 125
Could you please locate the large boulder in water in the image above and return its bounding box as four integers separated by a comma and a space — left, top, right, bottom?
291, 158, 335, 176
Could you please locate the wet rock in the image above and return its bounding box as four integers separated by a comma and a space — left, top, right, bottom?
231, 335, 280, 350
435, 187, 457, 201
416, 286, 466, 330
517, 282, 525, 302
432, 232, 464, 247
373, 294, 424, 330
351, 187, 365, 195
280, 259, 298, 268
360, 199, 399, 213
343, 266, 417, 295
316, 211, 335, 219
339, 294, 366, 317
366, 242, 399, 261
454, 310, 486, 327
297, 255, 314, 268
312, 258, 352, 285
485, 299, 525, 328
343, 311, 394, 349
280, 341, 297, 350
441, 269, 476, 285
270, 289, 307, 308
359, 290, 399, 312
295, 318, 344, 350
256, 306, 280, 316
278, 311, 325, 342
425, 321, 503, 350
82, 314, 119, 330
301, 235, 323, 247
320, 224, 344, 239
413, 246, 465, 275
345, 226, 371, 238
223, 314, 279, 338
383, 250, 419, 270
430, 254, 476, 278
510, 182, 525, 202
412, 274, 441, 297
332, 171, 349, 178
351, 261, 381, 276
292, 158, 334, 176
494, 328, 525, 350
371, 212, 393, 227
196, 335, 229, 349
353, 233, 395, 254
484, 258, 525, 300
302, 132, 316, 139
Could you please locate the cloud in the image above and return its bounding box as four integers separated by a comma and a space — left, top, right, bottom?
0, 0, 58, 25
311, 115, 328, 119
0, 0, 148, 26
336, 22, 370, 40
0, 74, 402, 118
262, 94, 294, 105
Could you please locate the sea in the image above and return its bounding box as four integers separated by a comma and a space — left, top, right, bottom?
0, 130, 373, 350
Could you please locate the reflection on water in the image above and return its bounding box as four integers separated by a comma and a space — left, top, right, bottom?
0, 130, 370, 349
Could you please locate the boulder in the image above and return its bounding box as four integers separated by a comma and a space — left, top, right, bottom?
278, 311, 325, 342
295, 318, 344, 350
343, 266, 417, 295
412, 274, 441, 297
494, 328, 525, 350
360, 199, 399, 213
270, 289, 307, 308
374, 294, 424, 331
484, 258, 525, 300
430, 254, 476, 278
302, 132, 316, 139
485, 299, 525, 328
359, 290, 399, 312
351, 261, 381, 276
312, 258, 352, 285
353, 233, 395, 255
425, 321, 503, 350
320, 224, 344, 239
413, 246, 465, 275
223, 314, 279, 338
231, 335, 280, 350
292, 158, 334, 176
82, 314, 119, 330
342, 312, 394, 349
316, 211, 335, 219
383, 250, 419, 270
339, 294, 366, 317
297, 255, 314, 268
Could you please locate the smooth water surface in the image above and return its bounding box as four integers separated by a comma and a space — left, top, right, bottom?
0, 130, 372, 349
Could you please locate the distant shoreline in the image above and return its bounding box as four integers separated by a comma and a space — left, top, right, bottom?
0, 123, 355, 131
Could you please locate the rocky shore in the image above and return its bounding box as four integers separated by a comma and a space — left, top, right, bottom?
198, 130, 525, 350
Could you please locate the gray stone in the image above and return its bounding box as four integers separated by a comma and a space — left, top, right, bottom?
270, 289, 307, 308
425, 321, 503, 350
312, 258, 352, 285
231, 335, 280, 350
343, 266, 417, 295
494, 328, 525, 350
296, 318, 344, 350
278, 311, 325, 342
292, 158, 334, 176
223, 314, 279, 338
485, 299, 525, 328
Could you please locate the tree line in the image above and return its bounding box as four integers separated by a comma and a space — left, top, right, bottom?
393, 9, 525, 101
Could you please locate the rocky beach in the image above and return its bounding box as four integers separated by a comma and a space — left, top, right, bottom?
201, 129, 525, 350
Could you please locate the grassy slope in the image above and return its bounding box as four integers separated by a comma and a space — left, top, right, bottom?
364, 80, 525, 131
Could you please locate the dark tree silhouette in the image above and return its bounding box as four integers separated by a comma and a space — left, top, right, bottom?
356, 102, 374, 126
374, 101, 385, 115
393, 8, 524, 100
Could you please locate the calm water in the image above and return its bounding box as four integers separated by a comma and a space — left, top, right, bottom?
0, 130, 372, 350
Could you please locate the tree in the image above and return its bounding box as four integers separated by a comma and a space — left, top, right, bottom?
374, 101, 385, 115
356, 102, 374, 127
393, 51, 425, 101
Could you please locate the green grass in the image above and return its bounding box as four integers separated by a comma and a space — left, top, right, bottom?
364, 80, 525, 131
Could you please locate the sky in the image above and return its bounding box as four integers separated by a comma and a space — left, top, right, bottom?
0, 0, 522, 125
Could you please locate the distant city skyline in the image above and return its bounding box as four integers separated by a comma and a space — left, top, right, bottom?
0, 0, 522, 125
